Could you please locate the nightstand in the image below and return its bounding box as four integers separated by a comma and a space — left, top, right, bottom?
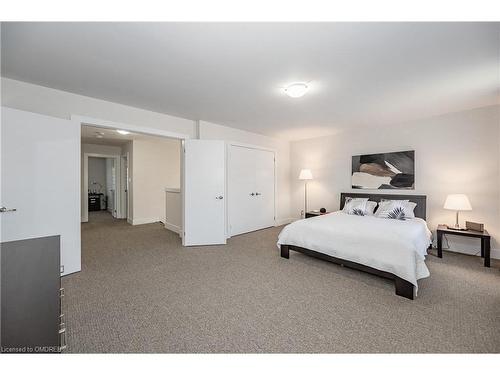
305, 211, 330, 218
436, 224, 491, 267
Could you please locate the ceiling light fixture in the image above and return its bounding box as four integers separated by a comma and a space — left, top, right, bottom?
116, 130, 131, 135
284, 82, 309, 98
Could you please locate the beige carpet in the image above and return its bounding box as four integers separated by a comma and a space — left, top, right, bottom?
62, 211, 500, 353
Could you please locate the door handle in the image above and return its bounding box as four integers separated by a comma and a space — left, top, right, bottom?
0, 207, 17, 213
255, 192, 261, 196
216, 196, 224, 200
250, 193, 255, 196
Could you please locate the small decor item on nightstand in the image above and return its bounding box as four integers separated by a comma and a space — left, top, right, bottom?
465, 221, 484, 232
320, 208, 326, 214
305, 209, 330, 218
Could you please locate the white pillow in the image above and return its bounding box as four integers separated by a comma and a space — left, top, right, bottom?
365, 201, 378, 216
405, 202, 417, 218
375, 199, 416, 220
343, 197, 369, 216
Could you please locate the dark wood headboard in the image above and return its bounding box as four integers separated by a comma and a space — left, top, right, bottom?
340, 193, 427, 220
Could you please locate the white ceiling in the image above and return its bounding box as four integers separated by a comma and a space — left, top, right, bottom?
2, 22, 499, 140
81, 125, 163, 146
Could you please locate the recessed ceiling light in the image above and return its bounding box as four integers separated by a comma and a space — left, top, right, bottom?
116, 130, 130, 135
284, 82, 309, 98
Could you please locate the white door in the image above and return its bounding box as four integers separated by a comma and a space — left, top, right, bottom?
183, 140, 226, 246
121, 154, 128, 219
254, 149, 275, 229
125, 152, 132, 222
228, 145, 275, 236
106, 158, 117, 217
229, 146, 256, 236
1, 107, 81, 276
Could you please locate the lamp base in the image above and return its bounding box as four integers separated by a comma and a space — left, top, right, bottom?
447, 224, 467, 231
449, 210, 468, 231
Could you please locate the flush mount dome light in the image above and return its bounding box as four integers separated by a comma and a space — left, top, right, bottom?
116, 129, 130, 135
284, 82, 308, 98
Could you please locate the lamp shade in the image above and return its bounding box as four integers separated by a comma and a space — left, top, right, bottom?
299, 169, 313, 180
444, 194, 472, 211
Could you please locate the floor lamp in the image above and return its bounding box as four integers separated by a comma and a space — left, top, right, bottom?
299, 169, 313, 218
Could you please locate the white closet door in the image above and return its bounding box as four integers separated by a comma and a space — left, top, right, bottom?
228, 145, 275, 236
254, 149, 275, 230
229, 146, 257, 236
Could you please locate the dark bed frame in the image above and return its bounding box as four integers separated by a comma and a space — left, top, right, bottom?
281, 193, 427, 300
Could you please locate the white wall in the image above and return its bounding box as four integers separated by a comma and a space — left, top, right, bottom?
88, 157, 106, 194
130, 137, 181, 225
290, 105, 500, 257
199, 120, 292, 225
1, 78, 195, 137
165, 189, 182, 234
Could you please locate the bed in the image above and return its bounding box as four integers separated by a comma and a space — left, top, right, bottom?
277, 193, 431, 299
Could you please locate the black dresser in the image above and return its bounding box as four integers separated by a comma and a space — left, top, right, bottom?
1, 236, 65, 353
88, 193, 104, 211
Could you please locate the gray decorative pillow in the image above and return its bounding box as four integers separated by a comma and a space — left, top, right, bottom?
343, 197, 369, 216
375, 199, 416, 220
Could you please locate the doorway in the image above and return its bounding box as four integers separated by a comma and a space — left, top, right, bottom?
80, 122, 183, 229
82, 152, 123, 223
86, 155, 119, 222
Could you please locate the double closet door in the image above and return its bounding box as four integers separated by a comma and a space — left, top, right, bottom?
229, 145, 275, 236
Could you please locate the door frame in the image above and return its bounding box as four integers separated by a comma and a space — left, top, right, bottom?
82, 153, 122, 222
226, 141, 277, 238
72, 115, 190, 140
73, 115, 189, 226
121, 153, 130, 223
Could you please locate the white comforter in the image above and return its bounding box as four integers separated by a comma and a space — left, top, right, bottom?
277, 211, 431, 288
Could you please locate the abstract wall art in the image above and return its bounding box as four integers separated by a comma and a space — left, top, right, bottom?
352, 150, 415, 190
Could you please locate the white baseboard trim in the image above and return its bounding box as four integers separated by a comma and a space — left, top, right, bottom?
131, 218, 162, 226
274, 217, 294, 226
164, 221, 181, 234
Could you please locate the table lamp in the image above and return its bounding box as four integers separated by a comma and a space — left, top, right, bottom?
444, 194, 472, 230
299, 169, 313, 218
